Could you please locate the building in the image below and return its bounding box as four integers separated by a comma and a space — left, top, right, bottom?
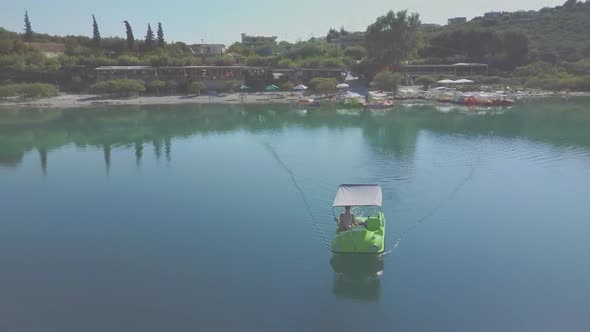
329, 31, 365, 47
241, 33, 277, 46
447, 17, 467, 25
188, 44, 226, 56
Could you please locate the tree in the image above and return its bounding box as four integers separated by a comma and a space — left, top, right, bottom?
416, 76, 436, 90
92, 15, 101, 47
145, 23, 155, 49
563, 0, 577, 7
372, 71, 402, 92
146, 80, 166, 95
503, 31, 529, 67
365, 10, 422, 68
23, 11, 33, 42
309, 77, 338, 93
326, 28, 339, 43
123, 20, 135, 50
157, 22, 165, 47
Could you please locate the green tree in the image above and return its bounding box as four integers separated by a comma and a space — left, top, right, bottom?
23, 11, 33, 42
145, 23, 155, 50
365, 10, 422, 68
309, 77, 338, 93
416, 76, 436, 90
146, 80, 166, 95
157, 22, 165, 47
372, 71, 402, 92
563, 0, 577, 7
92, 15, 101, 48
503, 31, 529, 67
123, 20, 134, 50
326, 28, 339, 43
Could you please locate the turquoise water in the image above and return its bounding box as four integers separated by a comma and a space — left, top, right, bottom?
1, 99, 590, 331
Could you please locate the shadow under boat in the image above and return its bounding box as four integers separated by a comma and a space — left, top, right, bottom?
330, 254, 384, 302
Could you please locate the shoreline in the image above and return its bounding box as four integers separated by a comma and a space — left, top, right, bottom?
1, 89, 589, 110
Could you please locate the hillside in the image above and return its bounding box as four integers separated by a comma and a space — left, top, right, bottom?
454, 1, 590, 61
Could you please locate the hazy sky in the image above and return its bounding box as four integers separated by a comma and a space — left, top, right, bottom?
1, 0, 565, 45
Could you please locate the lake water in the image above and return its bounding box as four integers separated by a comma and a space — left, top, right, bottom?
1, 99, 590, 332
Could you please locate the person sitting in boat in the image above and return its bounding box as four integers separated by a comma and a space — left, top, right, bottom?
339, 206, 358, 231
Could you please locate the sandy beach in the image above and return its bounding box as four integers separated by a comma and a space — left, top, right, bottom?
0, 88, 587, 109
0, 92, 316, 109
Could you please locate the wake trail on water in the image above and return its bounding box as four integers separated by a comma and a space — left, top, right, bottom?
390, 142, 483, 249
262, 142, 331, 248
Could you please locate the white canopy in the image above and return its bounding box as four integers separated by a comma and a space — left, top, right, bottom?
455, 79, 475, 84
437, 79, 457, 84
293, 84, 308, 91
333, 184, 383, 207
336, 83, 350, 89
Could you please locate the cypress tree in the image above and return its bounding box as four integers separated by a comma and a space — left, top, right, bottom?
123, 20, 135, 50
145, 23, 155, 49
157, 22, 165, 47
23, 11, 33, 42
92, 15, 101, 47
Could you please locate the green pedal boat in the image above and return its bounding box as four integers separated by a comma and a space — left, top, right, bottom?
331, 184, 386, 254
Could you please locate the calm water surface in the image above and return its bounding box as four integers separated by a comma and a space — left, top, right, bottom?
1, 99, 590, 331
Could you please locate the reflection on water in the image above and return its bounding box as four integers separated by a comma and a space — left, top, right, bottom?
330, 254, 384, 302
2, 98, 590, 175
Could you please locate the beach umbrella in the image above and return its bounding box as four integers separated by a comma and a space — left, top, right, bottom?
336, 83, 350, 89
265, 84, 279, 91
437, 79, 456, 84
293, 84, 308, 91
239, 84, 249, 91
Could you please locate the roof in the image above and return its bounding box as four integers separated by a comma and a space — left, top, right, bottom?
95, 66, 155, 71
333, 184, 383, 208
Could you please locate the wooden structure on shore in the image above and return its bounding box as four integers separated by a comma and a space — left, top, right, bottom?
94, 66, 348, 90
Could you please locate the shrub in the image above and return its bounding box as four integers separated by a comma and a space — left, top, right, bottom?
526, 75, 590, 91
0, 83, 59, 98
90, 79, 146, 97
415, 76, 436, 90
165, 81, 178, 94
0, 84, 19, 97
280, 82, 295, 91
146, 80, 166, 95
148, 54, 171, 67
116, 55, 142, 66
372, 71, 402, 92
309, 77, 338, 93
188, 81, 206, 95
224, 80, 237, 93
343, 46, 368, 60
277, 59, 296, 68
20, 83, 60, 98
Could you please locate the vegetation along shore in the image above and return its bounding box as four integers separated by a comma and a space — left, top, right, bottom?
1, 1, 590, 108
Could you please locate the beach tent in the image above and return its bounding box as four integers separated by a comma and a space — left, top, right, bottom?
265, 84, 279, 91
455, 79, 475, 84
336, 83, 350, 89
437, 79, 457, 84
239, 84, 249, 91
293, 84, 308, 91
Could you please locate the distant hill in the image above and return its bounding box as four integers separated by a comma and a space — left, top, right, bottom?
435, 1, 590, 61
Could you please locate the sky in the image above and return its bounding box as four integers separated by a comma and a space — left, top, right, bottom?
1, 0, 565, 45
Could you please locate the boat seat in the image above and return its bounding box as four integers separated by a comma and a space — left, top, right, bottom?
366, 217, 381, 232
